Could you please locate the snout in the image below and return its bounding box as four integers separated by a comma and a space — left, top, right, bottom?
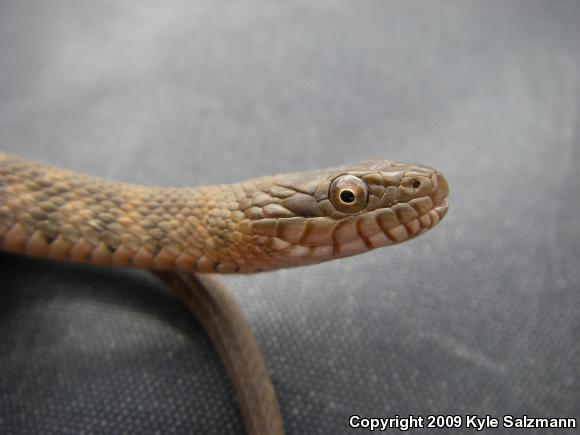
432, 172, 449, 206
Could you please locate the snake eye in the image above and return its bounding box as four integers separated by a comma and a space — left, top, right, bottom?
329, 175, 368, 213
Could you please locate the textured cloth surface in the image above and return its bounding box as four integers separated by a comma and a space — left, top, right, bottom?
1, 1, 579, 434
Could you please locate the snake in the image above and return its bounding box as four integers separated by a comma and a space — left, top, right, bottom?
0, 152, 449, 434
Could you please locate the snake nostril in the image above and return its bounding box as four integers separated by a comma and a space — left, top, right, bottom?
412, 180, 420, 189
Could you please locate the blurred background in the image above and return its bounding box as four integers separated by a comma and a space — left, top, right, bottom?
1, 1, 578, 433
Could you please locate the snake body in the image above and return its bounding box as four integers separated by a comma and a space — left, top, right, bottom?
0, 152, 448, 434
0, 153, 448, 272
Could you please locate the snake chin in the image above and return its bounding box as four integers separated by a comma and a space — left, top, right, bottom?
273, 199, 449, 265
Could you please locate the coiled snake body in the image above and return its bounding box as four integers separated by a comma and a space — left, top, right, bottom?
0, 153, 449, 434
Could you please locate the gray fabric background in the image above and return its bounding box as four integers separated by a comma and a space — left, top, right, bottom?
1, 1, 579, 434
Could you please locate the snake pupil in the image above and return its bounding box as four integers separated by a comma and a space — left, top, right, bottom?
340, 190, 355, 203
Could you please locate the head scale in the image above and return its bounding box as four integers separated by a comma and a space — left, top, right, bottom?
234, 160, 449, 272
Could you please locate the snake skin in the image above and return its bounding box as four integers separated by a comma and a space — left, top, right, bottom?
0, 153, 448, 273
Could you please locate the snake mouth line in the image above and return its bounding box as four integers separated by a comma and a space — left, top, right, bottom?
341, 197, 448, 254
272, 196, 449, 262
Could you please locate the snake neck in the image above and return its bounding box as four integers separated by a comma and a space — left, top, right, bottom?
0, 154, 249, 272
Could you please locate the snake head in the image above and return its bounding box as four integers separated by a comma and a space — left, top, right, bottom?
233, 160, 449, 272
